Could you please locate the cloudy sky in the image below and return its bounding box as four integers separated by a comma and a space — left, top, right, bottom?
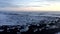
0, 0, 60, 11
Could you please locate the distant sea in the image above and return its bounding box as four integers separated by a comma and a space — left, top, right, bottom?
0, 11, 60, 25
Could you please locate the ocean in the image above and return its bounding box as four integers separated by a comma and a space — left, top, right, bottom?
0, 11, 60, 34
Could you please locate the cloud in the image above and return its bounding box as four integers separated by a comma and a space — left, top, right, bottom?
12, 0, 51, 7
0, 0, 60, 11
0, 0, 12, 7
0, 0, 59, 8
0, 0, 20, 8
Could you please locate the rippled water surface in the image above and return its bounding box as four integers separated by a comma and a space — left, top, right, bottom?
0, 11, 60, 25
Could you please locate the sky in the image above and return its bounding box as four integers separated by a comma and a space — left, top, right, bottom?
0, 0, 60, 11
